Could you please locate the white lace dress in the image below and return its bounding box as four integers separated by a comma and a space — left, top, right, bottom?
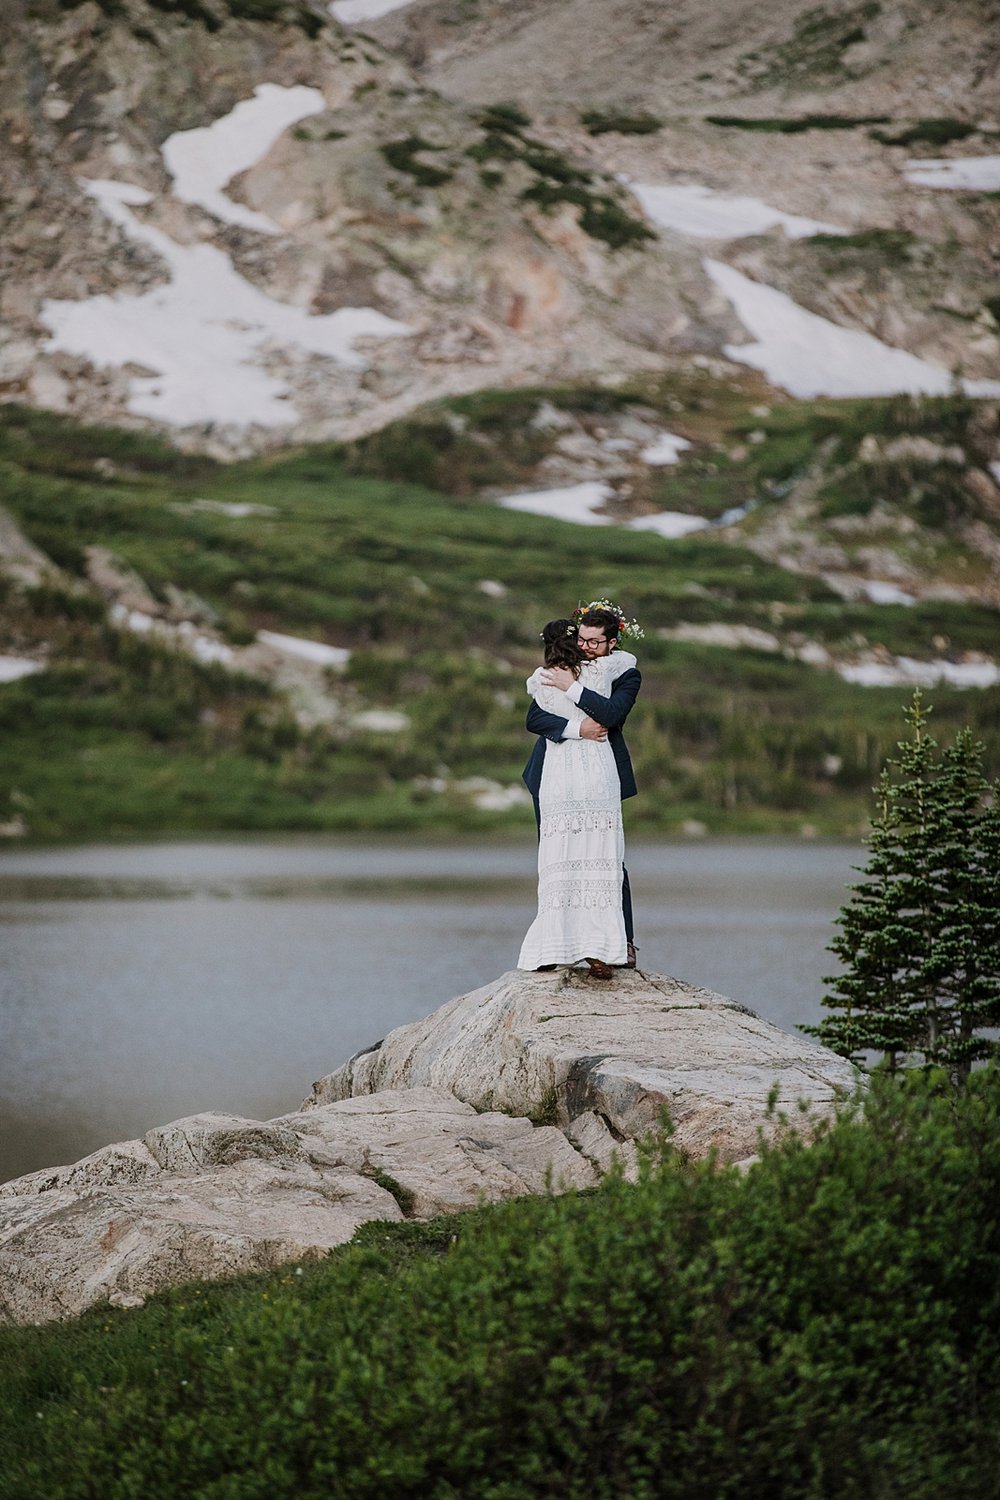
517, 651, 636, 970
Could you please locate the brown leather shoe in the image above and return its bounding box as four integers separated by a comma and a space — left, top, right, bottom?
584, 957, 614, 980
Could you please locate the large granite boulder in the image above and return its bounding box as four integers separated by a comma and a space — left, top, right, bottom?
1, 969, 857, 1326
303, 968, 858, 1164
0, 1089, 594, 1326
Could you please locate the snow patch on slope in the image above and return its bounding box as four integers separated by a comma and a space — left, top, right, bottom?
630, 181, 843, 241
497, 481, 614, 525
41, 177, 410, 427
162, 84, 326, 234
630, 176, 1000, 401
904, 156, 1000, 191
330, 0, 416, 21
705, 259, 1000, 399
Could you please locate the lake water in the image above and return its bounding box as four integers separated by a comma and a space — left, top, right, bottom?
0, 837, 862, 1184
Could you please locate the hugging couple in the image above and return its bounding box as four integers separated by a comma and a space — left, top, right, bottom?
518, 600, 643, 979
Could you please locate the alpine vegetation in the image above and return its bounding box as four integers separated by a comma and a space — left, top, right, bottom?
805, 691, 1000, 1080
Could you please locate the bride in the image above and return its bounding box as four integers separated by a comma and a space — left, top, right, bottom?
517, 618, 637, 977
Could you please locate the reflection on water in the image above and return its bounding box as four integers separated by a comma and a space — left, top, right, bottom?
0, 837, 861, 1184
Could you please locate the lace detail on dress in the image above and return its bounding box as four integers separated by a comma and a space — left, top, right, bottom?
536, 880, 623, 915
540, 804, 621, 838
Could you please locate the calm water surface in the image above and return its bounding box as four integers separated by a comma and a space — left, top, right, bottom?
0, 837, 861, 1183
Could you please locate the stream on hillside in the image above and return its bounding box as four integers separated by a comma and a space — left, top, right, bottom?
0, 836, 862, 1183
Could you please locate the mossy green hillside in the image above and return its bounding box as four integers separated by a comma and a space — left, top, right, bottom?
0, 393, 998, 840
3, 1069, 1000, 1497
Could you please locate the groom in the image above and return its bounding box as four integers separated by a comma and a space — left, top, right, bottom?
522, 606, 642, 967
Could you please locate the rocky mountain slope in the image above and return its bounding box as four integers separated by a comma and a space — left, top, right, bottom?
1, 0, 998, 843
1, 0, 736, 456
386, 0, 1000, 374
2, 0, 997, 456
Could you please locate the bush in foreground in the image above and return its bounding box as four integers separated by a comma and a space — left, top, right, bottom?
4, 1067, 1000, 1497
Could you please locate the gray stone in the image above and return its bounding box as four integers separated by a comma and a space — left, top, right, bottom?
304, 967, 858, 1163
0, 1088, 595, 1325
563, 1110, 639, 1180
279, 1086, 596, 1217
0, 1157, 398, 1327
143, 1112, 304, 1173
1, 1139, 162, 1198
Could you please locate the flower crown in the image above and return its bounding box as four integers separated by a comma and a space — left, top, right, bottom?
573, 598, 645, 643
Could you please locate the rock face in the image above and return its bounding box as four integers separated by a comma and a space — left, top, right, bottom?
0, 0, 725, 455
1, 967, 856, 1325
0, 1089, 594, 1326
304, 966, 857, 1164
4, 0, 998, 451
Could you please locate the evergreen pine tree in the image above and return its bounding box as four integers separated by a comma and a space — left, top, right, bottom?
804, 693, 1000, 1082
805, 694, 938, 1069
923, 729, 1000, 1080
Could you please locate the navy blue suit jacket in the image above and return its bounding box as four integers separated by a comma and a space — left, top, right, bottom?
522, 665, 641, 799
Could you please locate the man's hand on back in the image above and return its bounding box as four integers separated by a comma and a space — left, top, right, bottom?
540, 665, 576, 692
579, 717, 607, 741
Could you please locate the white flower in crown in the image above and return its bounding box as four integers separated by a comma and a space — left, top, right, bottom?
573, 598, 645, 643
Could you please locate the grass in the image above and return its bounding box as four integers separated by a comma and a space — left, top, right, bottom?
0, 392, 998, 841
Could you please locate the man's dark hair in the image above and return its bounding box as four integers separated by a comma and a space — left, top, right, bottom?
577, 608, 620, 640
541, 618, 584, 673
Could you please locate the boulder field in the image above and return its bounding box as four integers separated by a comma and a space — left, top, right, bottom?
0, 967, 855, 1324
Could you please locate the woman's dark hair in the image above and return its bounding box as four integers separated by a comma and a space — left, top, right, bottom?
541, 618, 583, 673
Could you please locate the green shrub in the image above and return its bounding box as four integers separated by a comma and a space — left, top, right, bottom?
581, 109, 664, 135
58, 0, 124, 13
6, 1070, 1000, 1496
871, 118, 977, 147
294, 2, 323, 34
379, 135, 454, 187
478, 102, 532, 134
580, 194, 656, 249
226, 0, 285, 17
707, 113, 888, 132
146, 0, 221, 29
521, 147, 589, 184
465, 130, 524, 163
522, 181, 654, 249
808, 227, 917, 264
